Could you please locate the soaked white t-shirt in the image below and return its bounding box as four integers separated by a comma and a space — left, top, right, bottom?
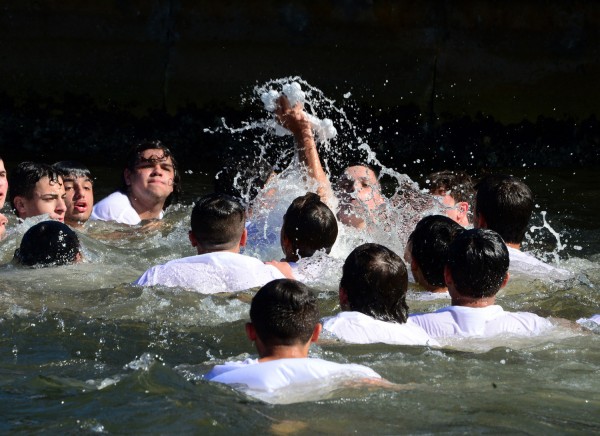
410, 305, 553, 339
508, 247, 572, 281
135, 251, 285, 293
205, 357, 381, 392
90, 191, 160, 225
322, 311, 439, 347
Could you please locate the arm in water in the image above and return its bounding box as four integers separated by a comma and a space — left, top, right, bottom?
275, 96, 336, 210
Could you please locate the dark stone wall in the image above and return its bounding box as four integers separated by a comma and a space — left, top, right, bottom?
0, 1, 598, 169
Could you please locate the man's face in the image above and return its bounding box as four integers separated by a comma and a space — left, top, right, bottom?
338, 165, 384, 210
125, 148, 175, 204
432, 189, 469, 227
0, 160, 7, 209
63, 175, 94, 226
15, 176, 66, 221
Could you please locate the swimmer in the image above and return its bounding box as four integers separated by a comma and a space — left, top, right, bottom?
474, 174, 571, 280
426, 170, 474, 227
0, 156, 8, 238
322, 243, 438, 346
90, 140, 181, 225
134, 193, 285, 293
405, 215, 465, 295
53, 161, 94, 227
14, 220, 82, 267
266, 192, 338, 280
410, 229, 554, 339
204, 279, 383, 396
9, 162, 66, 222
275, 96, 385, 229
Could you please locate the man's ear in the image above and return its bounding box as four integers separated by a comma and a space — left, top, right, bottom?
457, 202, 469, 217
474, 211, 487, 229
188, 230, 198, 247
239, 228, 248, 247
123, 168, 132, 187
13, 196, 27, 217
245, 322, 257, 341
500, 272, 510, 288
443, 265, 454, 287
339, 287, 349, 309
310, 323, 322, 343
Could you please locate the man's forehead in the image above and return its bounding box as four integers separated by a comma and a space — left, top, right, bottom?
34, 176, 63, 191
344, 165, 376, 179
136, 149, 172, 164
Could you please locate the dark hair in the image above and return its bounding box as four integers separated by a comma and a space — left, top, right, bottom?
120, 140, 181, 208
447, 228, 509, 299
475, 174, 534, 244
427, 170, 474, 205
53, 161, 93, 182
9, 162, 62, 211
14, 221, 80, 267
281, 193, 338, 261
408, 215, 465, 288
250, 279, 320, 346
191, 193, 246, 251
340, 243, 409, 323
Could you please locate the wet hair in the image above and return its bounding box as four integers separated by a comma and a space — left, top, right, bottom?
427, 170, 475, 205
14, 221, 80, 267
120, 140, 181, 208
214, 156, 275, 204
250, 279, 320, 346
53, 161, 93, 182
281, 192, 338, 261
9, 162, 62, 212
447, 228, 509, 299
408, 215, 465, 288
340, 243, 409, 323
190, 193, 246, 251
475, 174, 534, 244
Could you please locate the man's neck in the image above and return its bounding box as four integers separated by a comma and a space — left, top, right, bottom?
128, 194, 164, 220
257, 344, 310, 362
196, 246, 240, 255
450, 288, 496, 308
506, 242, 521, 250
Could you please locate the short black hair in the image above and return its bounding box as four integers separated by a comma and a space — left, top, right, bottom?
447, 228, 509, 299
120, 140, 181, 208
475, 174, 534, 244
340, 243, 409, 323
281, 192, 338, 261
250, 279, 320, 346
14, 221, 80, 267
191, 193, 246, 251
53, 161, 93, 182
9, 162, 62, 211
408, 215, 465, 288
427, 170, 474, 205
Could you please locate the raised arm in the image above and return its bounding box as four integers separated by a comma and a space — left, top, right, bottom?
275, 96, 336, 209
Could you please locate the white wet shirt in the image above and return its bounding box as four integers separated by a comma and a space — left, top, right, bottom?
410, 305, 553, 339
205, 357, 380, 393
508, 246, 572, 281
134, 251, 285, 293
90, 191, 162, 225
322, 311, 440, 347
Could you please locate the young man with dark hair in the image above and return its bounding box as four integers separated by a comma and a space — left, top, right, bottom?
91, 140, 181, 225
426, 170, 474, 227
9, 162, 66, 222
0, 156, 8, 238
322, 243, 438, 346
266, 192, 339, 281
474, 174, 571, 280
134, 193, 284, 293
205, 279, 382, 395
53, 161, 94, 227
406, 215, 465, 295
410, 229, 553, 339
14, 220, 81, 267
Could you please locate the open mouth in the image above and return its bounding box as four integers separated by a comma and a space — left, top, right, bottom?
73, 203, 88, 213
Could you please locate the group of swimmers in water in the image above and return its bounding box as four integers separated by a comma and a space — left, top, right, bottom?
0, 95, 598, 397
